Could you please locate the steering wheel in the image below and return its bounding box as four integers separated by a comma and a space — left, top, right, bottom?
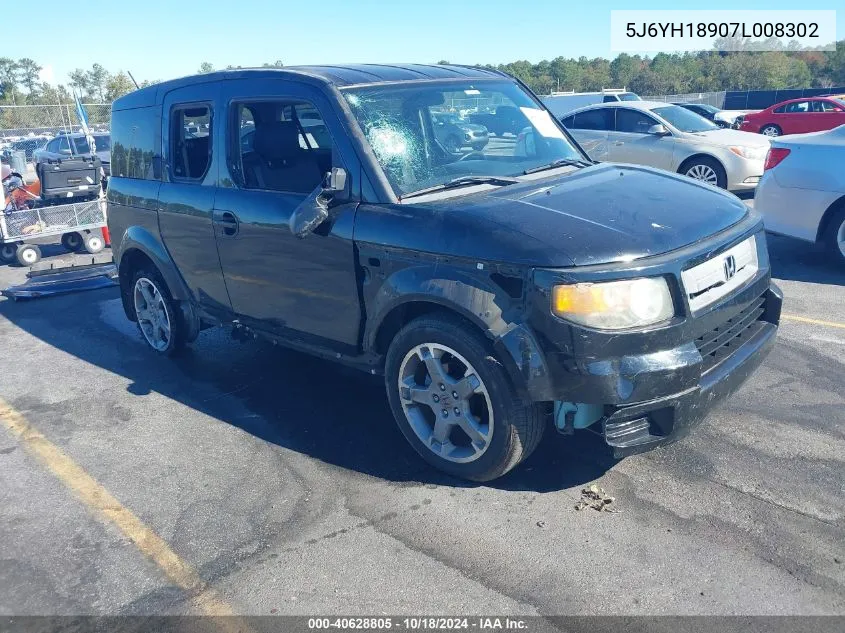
457, 151, 486, 162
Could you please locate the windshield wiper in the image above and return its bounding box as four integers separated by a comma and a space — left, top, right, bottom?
523, 158, 592, 175
401, 175, 520, 200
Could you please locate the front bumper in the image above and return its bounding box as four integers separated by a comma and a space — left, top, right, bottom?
495, 230, 781, 456
602, 297, 778, 457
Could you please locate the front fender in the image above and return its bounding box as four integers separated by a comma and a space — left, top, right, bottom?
364, 262, 552, 401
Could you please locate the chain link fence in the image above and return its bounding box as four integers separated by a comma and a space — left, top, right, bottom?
644, 91, 727, 107
0, 104, 110, 139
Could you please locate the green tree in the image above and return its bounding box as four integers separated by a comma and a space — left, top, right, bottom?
16, 58, 42, 95
610, 53, 641, 89
262, 60, 285, 68
198, 62, 215, 74
105, 72, 136, 101
86, 64, 109, 101
0, 57, 19, 104
68, 68, 91, 98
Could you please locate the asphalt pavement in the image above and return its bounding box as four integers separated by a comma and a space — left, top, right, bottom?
0, 229, 843, 618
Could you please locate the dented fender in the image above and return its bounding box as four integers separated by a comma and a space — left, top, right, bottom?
362, 259, 550, 400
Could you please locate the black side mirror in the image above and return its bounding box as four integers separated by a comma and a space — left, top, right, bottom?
290, 167, 350, 238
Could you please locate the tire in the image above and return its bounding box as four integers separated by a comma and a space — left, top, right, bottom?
760, 124, 781, 137
823, 206, 845, 266
61, 232, 84, 252
130, 266, 186, 355
385, 313, 545, 482
83, 232, 105, 254
682, 156, 727, 189
0, 243, 17, 264
444, 135, 461, 153
15, 244, 41, 267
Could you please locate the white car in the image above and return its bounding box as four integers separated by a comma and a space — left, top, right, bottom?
560, 101, 770, 191
754, 125, 845, 265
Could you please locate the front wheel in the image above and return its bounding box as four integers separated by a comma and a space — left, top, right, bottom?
385, 314, 545, 482
682, 157, 727, 189
16, 244, 41, 267
760, 124, 781, 137
823, 207, 845, 266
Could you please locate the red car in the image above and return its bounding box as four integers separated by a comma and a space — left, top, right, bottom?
739, 97, 845, 137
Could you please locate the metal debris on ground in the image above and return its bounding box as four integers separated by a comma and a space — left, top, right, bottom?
1, 261, 117, 300
575, 484, 620, 513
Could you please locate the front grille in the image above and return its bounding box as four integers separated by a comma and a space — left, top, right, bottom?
695, 294, 766, 373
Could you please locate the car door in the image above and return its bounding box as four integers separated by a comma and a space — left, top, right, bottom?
212, 78, 362, 351
815, 99, 845, 132
608, 108, 674, 170
157, 83, 232, 318
561, 108, 612, 161
779, 100, 813, 134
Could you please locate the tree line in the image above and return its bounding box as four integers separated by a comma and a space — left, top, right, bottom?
1, 42, 843, 108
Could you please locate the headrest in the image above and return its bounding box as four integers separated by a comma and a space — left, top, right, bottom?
253, 121, 301, 163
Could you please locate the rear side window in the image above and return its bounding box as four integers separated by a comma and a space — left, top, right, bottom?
111, 105, 161, 180
773, 105, 785, 113
170, 105, 212, 180
569, 109, 613, 131
784, 101, 809, 113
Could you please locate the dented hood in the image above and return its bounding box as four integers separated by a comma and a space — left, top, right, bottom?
445, 163, 750, 266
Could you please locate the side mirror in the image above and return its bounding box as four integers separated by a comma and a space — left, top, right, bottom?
321, 166, 349, 200
647, 124, 670, 136
289, 167, 350, 238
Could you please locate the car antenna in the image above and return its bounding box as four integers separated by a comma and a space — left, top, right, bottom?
127, 71, 140, 90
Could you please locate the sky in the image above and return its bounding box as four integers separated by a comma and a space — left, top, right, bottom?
3, 0, 842, 87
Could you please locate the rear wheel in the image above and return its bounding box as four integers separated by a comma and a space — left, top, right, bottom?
682, 157, 727, 189
61, 232, 83, 252
131, 267, 185, 355
760, 124, 781, 137
15, 244, 41, 267
385, 314, 545, 482
823, 207, 845, 266
0, 243, 17, 264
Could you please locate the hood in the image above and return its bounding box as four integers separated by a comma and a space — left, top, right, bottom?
442, 163, 749, 266
686, 128, 771, 148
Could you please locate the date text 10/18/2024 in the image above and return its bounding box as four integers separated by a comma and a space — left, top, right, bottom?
307, 617, 529, 630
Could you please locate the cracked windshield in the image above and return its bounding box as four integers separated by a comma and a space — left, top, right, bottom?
343, 81, 585, 197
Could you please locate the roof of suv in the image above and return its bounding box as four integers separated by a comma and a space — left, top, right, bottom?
114, 64, 508, 110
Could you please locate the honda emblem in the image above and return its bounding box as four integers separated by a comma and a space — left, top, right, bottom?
723, 254, 737, 281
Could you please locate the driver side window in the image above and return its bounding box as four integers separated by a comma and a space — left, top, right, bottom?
615, 109, 657, 134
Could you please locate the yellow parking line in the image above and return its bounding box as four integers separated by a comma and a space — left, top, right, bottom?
0, 397, 241, 622
782, 314, 845, 330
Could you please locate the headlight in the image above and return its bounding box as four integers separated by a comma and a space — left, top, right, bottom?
551, 277, 674, 330
729, 145, 767, 161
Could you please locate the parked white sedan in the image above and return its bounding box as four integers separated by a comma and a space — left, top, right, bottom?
560, 101, 770, 191
755, 125, 845, 265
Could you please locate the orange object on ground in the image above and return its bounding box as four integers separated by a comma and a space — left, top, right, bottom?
101, 225, 111, 246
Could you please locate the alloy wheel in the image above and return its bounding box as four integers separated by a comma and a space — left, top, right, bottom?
837, 219, 845, 258
762, 126, 780, 137
686, 163, 719, 185
397, 343, 493, 463
133, 277, 171, 351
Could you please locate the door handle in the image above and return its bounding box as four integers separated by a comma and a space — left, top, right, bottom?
215, 211, 239, 237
